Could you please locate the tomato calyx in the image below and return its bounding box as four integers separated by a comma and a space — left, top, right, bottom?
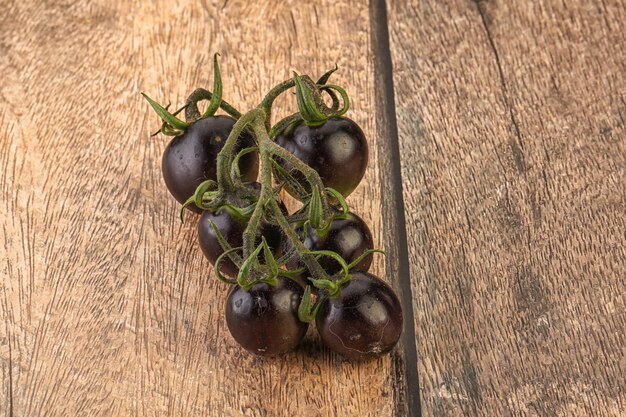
142, 53, 242, 136
304, 249, 385, 296
293, 72, 350, 127
234, 237, 278, 290
297, 285, 324, 323
179, 180, 258, 221
296, 246, 386, 323
211, 228, 283, 291
266, 67, 342, 139
142, 93, 190, 136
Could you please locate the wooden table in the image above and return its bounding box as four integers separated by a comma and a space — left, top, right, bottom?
1, 1, 624, 416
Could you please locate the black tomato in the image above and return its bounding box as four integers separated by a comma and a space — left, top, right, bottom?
288, 212, 374, 285
162, 115, 258, 212
225, 277, 308, 355
274, 117, 368, 197
198, 195, 287, 277
316, 272, 402, 361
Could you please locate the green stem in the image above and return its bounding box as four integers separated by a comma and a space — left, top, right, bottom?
215, 109, 262, 194
210, 76, 346, 284
235, 109, 330, 282
259, 79, 296, 129
268, 113, 302, 139
268, 198, 330, 281
242, 116, 273, 256
185, 88, 242, 121
266, 141, 330, 212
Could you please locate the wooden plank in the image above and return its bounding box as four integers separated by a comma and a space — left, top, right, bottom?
387, 0, 626, 415
0, 1, 409, 415
369, 1, 422, 415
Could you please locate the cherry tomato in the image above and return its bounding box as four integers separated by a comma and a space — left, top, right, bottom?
288, 212, 374, 285
198, 194, 287, 277
162, 115, 258, 212
316, 272, 402, 360
225, 277, 308, 355
274, 117, 368, 197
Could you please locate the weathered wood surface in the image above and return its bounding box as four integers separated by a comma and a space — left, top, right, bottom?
0, 1, 406, 416
387, 0, 626, 416
1, 0, 624, 416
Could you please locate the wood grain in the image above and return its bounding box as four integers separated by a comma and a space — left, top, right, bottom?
3, 0, 625, 415
0, 0, 407, 416
387, 0, 626, 416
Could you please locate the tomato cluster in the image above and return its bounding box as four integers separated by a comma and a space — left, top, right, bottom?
143, 56, 403, 361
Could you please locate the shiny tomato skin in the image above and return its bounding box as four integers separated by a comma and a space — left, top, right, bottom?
198, 194, 287, 277
316, 272, 402, 360
225, 277, 308, 355
274, 117, 368, 197
162, 115, 258, 212
287, 212, 374, 286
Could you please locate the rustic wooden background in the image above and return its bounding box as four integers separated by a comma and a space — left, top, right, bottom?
1, 0, 624, 416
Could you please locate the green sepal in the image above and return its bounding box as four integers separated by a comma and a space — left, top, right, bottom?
325, 187, 348, 215
308, 277, 339, 297
208, 220, 243, 268
307, 186, 324, 230
305, 249, 350, 282
160, 124, 184, 136
178, 180, 217, 221
269, 113, 303, 139
316, 65, 342, 113
236, 242, 264, 291
298, 285, 322, 323
316, 65, 338, 85
213, 248, 240, 285
179, 195, 196, 222
230, 146, 258, 180
278, 267, 307, 278
294, 72, 351, 127
319, 86, 341, 112
294, 73, 329, 127
229, 203, 256, 219
270, 158, 309, 201
185, 88, 242, 121
150, 103, 188, 136
194, 180, 217, 208
208, 204, 254, 226
320, 84, 350, 117
261, 237, 279, 285
282, 117, 302, 137
347, 249, 386, 270
142, 93, 190, 131
300, 220, 311, 244
202, 53, 223, 118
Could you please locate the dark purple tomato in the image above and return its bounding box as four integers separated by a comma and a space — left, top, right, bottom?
288, 212, 374, 284
316, 272, 402, 361
198, 198, 287, 277
162, 115, 259, 212
225, 277, 308, 355
274, 117, 368, 197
